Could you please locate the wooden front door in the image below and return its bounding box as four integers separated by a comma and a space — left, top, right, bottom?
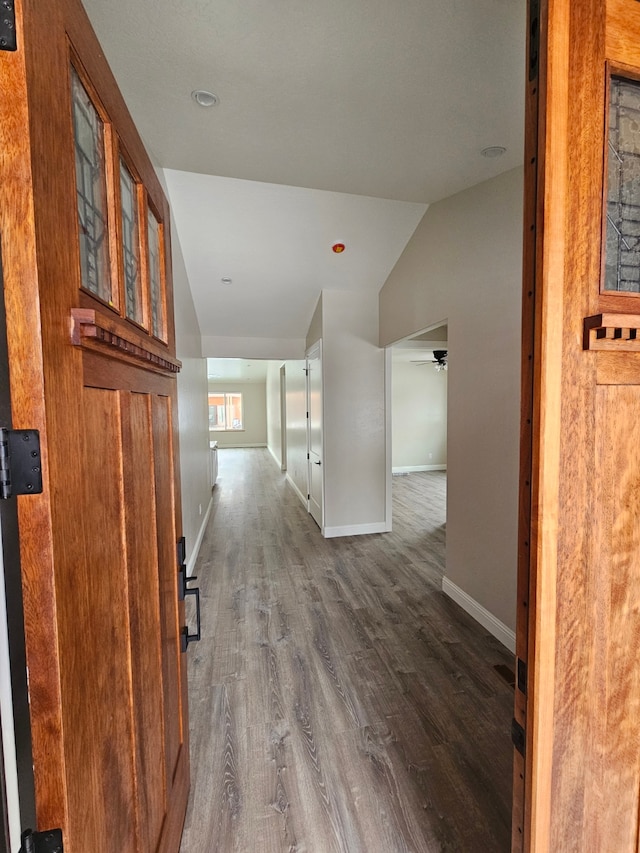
0, 1, 189, 851
515, 0, 640, 849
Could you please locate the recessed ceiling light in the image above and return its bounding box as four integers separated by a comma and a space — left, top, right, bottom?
192, 90, 219, 108
221, 277, 232, 285
332, 243, 346, 253
481, 146, 507, 158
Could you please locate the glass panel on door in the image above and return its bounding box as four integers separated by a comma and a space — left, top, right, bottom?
147, 208, 166, 340
119, 159, 143, 325
71, 67, 112, 304
604, 75, 640, 293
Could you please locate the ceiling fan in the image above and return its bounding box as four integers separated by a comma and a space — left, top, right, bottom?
410, 349, 448, 370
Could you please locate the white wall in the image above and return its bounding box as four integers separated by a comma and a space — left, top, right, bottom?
392, 358, 447, 470
266, 362, 283, 468
284, 360, 308, 505
176, 358, 211, 571
161, 167, 212, 575
306, 292, 323, 348
316, 290, 387, 536
379, 167, 523, 636
202, 335, 305, 360
209, 380, 267, 447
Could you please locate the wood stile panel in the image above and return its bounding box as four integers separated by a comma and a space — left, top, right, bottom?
519, 0, 570, 848
546, 0, 604, 847
0, 0, 68, 834
593, 385, 640, 851
0, 0, 189, 849
121, 391, 166, 852
151, 395, 184, 784
72, 388, 137, 852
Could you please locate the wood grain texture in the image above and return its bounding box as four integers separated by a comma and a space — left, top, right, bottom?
180, 450, 514, 852
592, 386, 640, 851
0, 0, 68, 832
0, 0, 189, 848
524, 0, 572, 846
121, 392, 167, 851
524, 0, 640, 849
152, 394, 188, 788
513, 0, 540, 845
73, 388, 137, 852
70, 307, 181, 374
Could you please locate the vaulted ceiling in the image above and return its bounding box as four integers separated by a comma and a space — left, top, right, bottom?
81, 0, 526, 352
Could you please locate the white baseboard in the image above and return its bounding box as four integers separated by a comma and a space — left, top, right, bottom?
392, 464, 447, 473
441, 576, 515, 652
323, 521, 390, 538
217, 442, 267, 449
186, 495, 213, 578
286, 473, 308, 508
267, 444, 283, 469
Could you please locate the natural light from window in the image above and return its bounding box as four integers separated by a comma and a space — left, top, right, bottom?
209, 392, 243, 431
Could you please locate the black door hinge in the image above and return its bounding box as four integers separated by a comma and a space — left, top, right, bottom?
517, 657, 527, 695
20, 827, 63, 853
0, 429, 43, 499
511, 718, 526, 757
0, 0, 17, 52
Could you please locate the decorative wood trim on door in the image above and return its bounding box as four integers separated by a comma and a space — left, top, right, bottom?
583, 312, 640, 351
70, 308, 181, 375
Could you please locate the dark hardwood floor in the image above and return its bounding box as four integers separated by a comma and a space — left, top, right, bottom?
180, 449, 514, 852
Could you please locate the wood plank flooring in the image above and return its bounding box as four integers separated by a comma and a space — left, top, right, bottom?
179, 450, 514, 852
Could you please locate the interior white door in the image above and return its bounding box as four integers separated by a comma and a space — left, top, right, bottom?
306, 342, 323, 529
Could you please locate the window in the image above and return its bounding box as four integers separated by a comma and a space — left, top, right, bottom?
70, 63, 170, 343
605, 75, 640, 293
209, 393, 243, 431
119, 158, 143, 324
147, 207, 167, 340
71, 67, 112, 304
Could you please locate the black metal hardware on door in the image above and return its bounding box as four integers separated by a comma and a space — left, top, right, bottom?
177, 537, 201, 652
0, 0, 17, 52
0, 428, 43, 499
511, 718, 526, 758
19, 827, 63, 853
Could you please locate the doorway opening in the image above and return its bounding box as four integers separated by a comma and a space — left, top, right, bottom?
387, 322, 448, 573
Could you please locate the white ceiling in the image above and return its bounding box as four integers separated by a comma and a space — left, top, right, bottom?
207, 358, 272, 383
392, 324, 448, 365
80, 0, 526, 352
165, 170, 427, 341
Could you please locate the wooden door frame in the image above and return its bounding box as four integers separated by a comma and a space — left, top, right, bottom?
515, 0, 640, 849
515, 1, 572, 847
305, 340, 324, 530
279, 364, 287, 471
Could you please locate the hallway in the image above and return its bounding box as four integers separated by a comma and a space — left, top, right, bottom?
180, 449, 513, 852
